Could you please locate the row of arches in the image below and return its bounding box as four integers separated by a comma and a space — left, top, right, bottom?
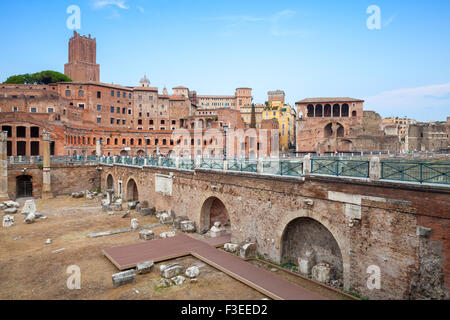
105, 172, 344, 283
307, 104, 357, 118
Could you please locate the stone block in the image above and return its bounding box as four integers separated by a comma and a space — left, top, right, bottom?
312, 263, 332, 284
185, 266, 200, 279
158, 278, 171, 288
171, 276, 186, 286
159, 212, 174, 224
131, 219, 139, 230
112, 270, 136, 287
139, 230, 155, 241
160, 231, 176, 239
4, 208, 18, 214
24, 212, 36, 224
140, 207, 156, 216
161, 264, 183, 278
0, 204, 6, 210
4, 201, 20, 208
173, 216, 189, 230
210, 222, 228, 238
180, 220, 196, 233
136, 261, 154, 274
240, 243, 257, 259
21, 200, 36, 215
2, 215, 14, 227
224, 243, 239, 253
71, 192, 84, 199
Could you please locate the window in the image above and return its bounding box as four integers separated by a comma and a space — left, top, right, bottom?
123, 92, 126, 98
161, 120, 165, 125
116, 119, 120, 125
116, 107, 120, 113
122, 120, 126, 125
110, 106, 115, 113
78, 103, 85, 109
117, 91, 120, 98
128, 109, 132, 115
149, 120, 154, 125
122, 108, 126, 114
65, 90, 71, 97
129, 93, 132, 99
97, 117, 101, 124
97, 91, 101, 98
110, 118, 114, 124
111, 90, 114, 96
172, 120, 176, 125
97, 105, 102, 111
138, 119, 143, 125
47, 108, 54, 113
78, 90, 84, 98
30, 107, 37, 113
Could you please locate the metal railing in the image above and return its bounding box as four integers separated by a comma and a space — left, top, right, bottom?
7, 155, 450, 186
228, 159, 258, 173
381, 161, 450, 185
200, 159, 224, 170
311, 158, 370, 178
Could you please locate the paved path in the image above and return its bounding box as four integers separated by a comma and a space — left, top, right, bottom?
103, 234, 325, 300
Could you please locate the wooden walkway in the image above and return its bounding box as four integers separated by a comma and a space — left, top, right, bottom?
103, 234, 325, 300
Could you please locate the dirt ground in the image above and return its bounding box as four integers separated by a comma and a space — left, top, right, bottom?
0, 196, 267, 300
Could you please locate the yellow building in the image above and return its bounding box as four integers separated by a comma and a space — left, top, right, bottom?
262, 91, 293, 153
382, 117, 418, 138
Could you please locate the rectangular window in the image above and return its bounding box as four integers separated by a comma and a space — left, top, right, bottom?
97, 91, 101, 98
123, 92, 126, 98
128, 109, 132, 115
110, 106, 115, 113
111, 90, 114, 96
116, 107, 120, 113
117, 119, 120, 125
110, 118, 114, 124
65, 90, 71, 97
129, 93, 132, 99
47, 108, 54, 113
117, 91, 120, 98
97, 105, 102, 111
30, 107, 37, 113
78, 103, 85, 109
97, 117, 101, 124
122, 120, 126, 125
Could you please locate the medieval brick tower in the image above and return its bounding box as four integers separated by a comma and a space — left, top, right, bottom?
64, 31, 100, 82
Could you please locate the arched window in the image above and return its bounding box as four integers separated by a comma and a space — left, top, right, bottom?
333, 104, 340, 117
115, 138, 118, 145
324, 104, 331, 117
107, 138, 111, 145
130, 139, 134, 146
315, 104, 323, 118
122, 138, 126, 145
342, 104, 349, 117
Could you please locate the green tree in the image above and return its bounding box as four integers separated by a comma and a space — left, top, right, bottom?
4, 70, 72, 84
250, 103, 257, 129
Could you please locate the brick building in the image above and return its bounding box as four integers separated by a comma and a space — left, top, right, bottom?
0, 32, 274, 159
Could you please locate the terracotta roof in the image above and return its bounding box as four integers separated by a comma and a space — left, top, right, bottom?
296, 97, 364, 104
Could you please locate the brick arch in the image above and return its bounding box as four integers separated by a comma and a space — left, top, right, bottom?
13, 172, 41, 199
199, 195, 231, 233
275, 209, 350, 290
125, 176, 140, 202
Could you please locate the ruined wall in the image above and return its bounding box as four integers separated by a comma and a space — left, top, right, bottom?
7, 164, 100, 199
101, 165, 449, 300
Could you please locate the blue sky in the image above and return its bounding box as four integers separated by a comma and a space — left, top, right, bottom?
1, 0, 449, 121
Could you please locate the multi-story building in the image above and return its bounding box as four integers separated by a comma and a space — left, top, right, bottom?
382, 117, 418, 139
0, 32, 274, 159
240, 103, 265, 128
262, 91, 294, 153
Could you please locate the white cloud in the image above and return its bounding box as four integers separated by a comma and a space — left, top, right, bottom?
215, 9, 306, 37
365, 83, 450, 121
137, 5, 145, 13
92, 0, 129, 10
